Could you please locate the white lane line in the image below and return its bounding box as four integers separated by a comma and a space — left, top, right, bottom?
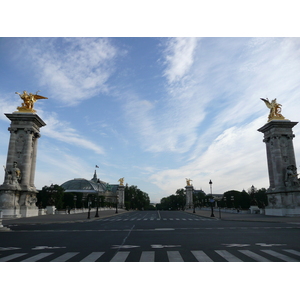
0, 253, 27, 262
191, 250, 213, 262
261, 250, 298, 262
110, 251, 130, 262
238, 250, 271, 262
157, 210, 161, 220
21, 253, 54, 262
51, 252, 79, 262
167, 251, 184, 262
80, 252, 105, 262
215, 250, 243, 262
140, 251, 155, 262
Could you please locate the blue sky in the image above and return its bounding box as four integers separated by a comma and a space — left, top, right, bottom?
1, 37, 300, 203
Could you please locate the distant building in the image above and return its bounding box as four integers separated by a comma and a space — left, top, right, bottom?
61, 170, 119, 204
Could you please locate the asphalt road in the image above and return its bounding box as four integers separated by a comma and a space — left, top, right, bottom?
1, 210, 300, 262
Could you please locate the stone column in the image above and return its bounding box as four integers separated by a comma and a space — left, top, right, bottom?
185, 185, 193, 209
117, 185, 125, 208
258, 120, 300, 216
0, 112, 46, 218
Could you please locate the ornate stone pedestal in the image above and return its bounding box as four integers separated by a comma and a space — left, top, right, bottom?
258, 120, 300, 216
0, 112, 46, 218
46, 206, 56, 215
117, 185, 125, 208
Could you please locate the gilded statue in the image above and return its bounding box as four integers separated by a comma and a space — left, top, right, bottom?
186, 178, 192, 186
118, 177, 124, 186
15, 90, 48, 113
260, 98, 285, 122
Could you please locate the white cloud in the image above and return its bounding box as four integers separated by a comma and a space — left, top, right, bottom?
163, 37, 199, 84
19, 38, 119, 106
39, 111, 105, 155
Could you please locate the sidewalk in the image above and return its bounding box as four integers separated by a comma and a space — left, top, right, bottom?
1, 208, 130, 226
185, 208, 300, 223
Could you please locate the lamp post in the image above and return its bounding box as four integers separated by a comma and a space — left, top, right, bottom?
95, 195, 99, 218
73, 195, 77, 213
115, 195, 119, 214
209, 180, 215, 217
87, 196, 91, 219
95, 179, 100, 218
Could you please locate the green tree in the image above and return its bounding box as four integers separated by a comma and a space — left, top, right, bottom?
36, 184, 65, 209
124, 184, 150, 210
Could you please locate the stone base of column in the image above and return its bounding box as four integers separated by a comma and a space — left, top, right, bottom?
266, 191, 300, 216
0, 190, 21, 218
20, 206, 39, 218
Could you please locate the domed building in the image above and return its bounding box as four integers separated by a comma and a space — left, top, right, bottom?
61, 171, 124, 208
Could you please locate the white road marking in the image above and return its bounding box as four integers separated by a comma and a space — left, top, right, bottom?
151, 244, 181, 248
140, 251, 155, 262
238, 250, 271, 262
111, 245, 140, 249
22, 253, 54, 262
51, 252, 79, 262
80, 252, 105, 262
215, 250, 243, 262
0, 247, 21, 251
0, 253, 27, 261
256, 243, 286, 247
167, 251, 184, 262
283, 249, 300, 257
261, 250, 298, 262
222, 244, 250, 247
32, 246, 66, 250
191, 250, 213, 262
110, 251, 130, 262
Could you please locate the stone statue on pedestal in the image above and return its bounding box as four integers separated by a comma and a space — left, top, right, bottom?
258, 97, 300, 216
0, 91, 46, 218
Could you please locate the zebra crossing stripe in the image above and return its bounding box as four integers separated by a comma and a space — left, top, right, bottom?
191, 250, 213, 262
140, 251, 155, 262
110, 251, 130, 262
80, 252, 105, 262
51, 252, 79, 262
215, 250, 243, 262
1, 249, 299, 262
22, 253, 54, 262
238, 250, 271, 262
0, 253, 27, 262
167, 251, 184, 262
283, 249, 300, 257
260, 250, 298, 262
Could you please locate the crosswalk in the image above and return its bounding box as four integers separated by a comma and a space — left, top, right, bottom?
98, 217, 216, 222
1, 249, 300, 262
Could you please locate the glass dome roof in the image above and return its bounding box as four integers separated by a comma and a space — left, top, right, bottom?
60, 171, 118, 194
61, 178, 104, 193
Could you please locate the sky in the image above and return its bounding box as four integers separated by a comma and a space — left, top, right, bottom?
1, 37, 300, 203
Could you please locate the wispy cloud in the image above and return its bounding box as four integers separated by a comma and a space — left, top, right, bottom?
39, 111, 105, 155
18, 38, 120, 106
163, 37, 199, 84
